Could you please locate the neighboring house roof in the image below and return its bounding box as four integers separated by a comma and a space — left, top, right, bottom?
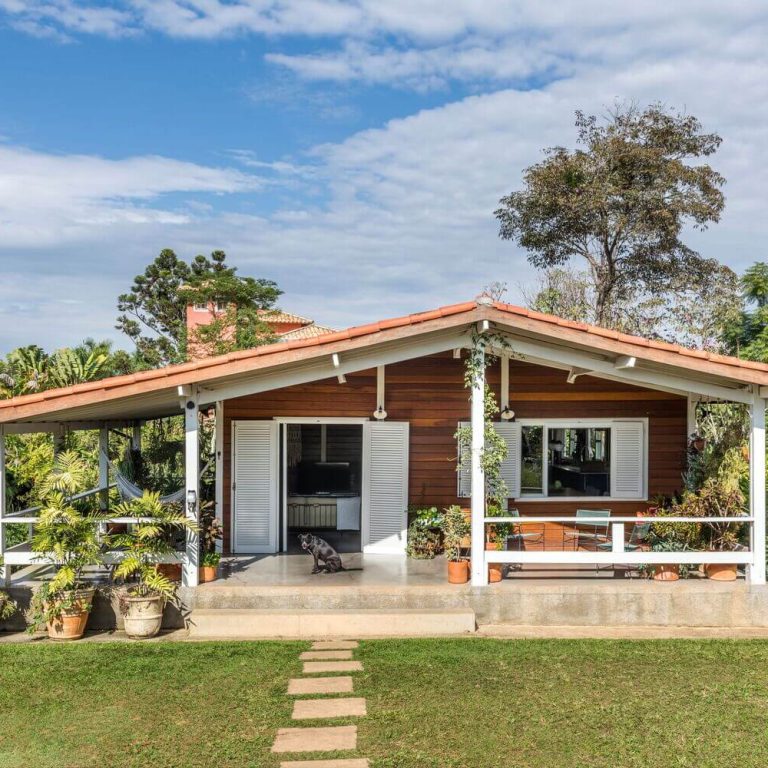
1, 299, 766, 425
258, 309, 315, 326
278, 323, 337, 341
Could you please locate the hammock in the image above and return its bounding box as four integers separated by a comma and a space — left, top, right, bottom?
103, 452, 213, 505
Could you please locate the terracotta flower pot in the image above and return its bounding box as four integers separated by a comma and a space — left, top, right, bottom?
46, 588, 95, 641
705, 563, 738, 582
122, 594, 165, 639
485, 541, 497, 551
653, 564, 680, 582
488, 563, 504, 583
447, 559, 469, 584
156, 563, 182, 582
199, 565, 218, 583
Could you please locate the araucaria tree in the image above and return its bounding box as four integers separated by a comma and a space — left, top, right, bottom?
116, 249, 281, 367
495, 103, 726, 327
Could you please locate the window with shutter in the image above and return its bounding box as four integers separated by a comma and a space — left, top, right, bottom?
456, 421, 521, 499
611, 420, 646, 498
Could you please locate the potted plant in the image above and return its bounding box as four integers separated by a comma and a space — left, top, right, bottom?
645, 506, 699, 582
442, 505, 470, 583
110, 491, 198, 639
28, 452, 107, 640
405, 507, 444, 559
199, 502, 223, 582
0, 559, 18, 624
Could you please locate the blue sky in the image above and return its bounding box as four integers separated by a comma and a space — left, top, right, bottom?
0, 1, 766, 353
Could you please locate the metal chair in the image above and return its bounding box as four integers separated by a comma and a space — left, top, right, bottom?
505, 508, 545, 551
562, 509, 611, 551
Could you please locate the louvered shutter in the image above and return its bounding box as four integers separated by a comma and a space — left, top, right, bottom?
456, 421, 521, 498
232, 420, 278, 553
495, 422, 522, 498
364, 421, 409, 553
457, 421, 471, 497
611, 421, 646, 498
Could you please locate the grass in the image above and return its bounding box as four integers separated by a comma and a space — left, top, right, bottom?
2, 639, 768, 767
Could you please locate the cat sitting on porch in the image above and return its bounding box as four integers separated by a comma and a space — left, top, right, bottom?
298, 533, 346, 574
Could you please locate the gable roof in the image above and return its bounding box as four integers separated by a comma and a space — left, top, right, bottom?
0, 299, 765, 425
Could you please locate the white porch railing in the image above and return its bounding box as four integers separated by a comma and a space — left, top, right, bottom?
483, 515, 754, 566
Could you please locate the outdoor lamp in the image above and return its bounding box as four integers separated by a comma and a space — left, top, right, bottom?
500, 405, 515, 421
186, 489, 197, 514
373, 405, 388, 420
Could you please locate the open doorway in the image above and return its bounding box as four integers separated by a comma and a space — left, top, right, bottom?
283, 423, 363, 553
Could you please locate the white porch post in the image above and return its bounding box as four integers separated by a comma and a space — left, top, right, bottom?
131, 422, 142, 452
183, 388, 200, 587
214, 401, 224, 554
686, 395, 698, 439
98, 425, 109, 512
470, 348, 487, 586
749, 393, 766, 586
0, 425, 8, 587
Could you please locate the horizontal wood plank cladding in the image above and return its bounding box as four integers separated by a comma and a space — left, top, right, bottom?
221, 352, 687, 552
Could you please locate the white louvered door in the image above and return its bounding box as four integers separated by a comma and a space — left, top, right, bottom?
363, 421, 409, 554
232, 420, 279, 553
611, 420, 646, 499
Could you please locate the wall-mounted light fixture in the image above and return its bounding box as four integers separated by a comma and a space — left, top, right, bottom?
186, 489, 197, 515
500, 406, 515, 421
373, 405, 388, 420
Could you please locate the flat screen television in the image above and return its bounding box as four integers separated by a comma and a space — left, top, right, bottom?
295, 461, 352, 494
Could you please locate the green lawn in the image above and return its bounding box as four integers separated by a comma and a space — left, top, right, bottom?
1, 639, 768, 768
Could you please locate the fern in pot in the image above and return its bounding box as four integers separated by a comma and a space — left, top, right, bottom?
28, 452, 107, 640
110, 492, 198, 639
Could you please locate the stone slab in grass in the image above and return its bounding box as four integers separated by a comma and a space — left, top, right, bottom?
311, 641, 359, 651
300, 650, 354, 661
272, 725, 357, 753
280, 760, 369, 768
292, 697, 367, 720
288, 676, 354, 695
303, 661, 363, 674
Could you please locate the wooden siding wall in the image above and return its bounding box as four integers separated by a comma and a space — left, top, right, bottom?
222, 352, 687, 551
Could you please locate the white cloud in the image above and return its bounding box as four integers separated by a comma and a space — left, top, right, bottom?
0, 2, 766, 352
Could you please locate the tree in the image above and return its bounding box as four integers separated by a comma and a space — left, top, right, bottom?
116, 249, 282, 366
722, 262, 768, 361
523, 264, 741, 353
496, 103, 726, 326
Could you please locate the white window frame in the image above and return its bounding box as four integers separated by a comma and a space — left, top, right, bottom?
193, 303, 208, 312
517, 417, 648, 502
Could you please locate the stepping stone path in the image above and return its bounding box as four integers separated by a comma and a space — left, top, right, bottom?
272, 639, 370, 767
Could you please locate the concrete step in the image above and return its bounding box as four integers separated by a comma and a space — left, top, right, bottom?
188, 608, 476, 638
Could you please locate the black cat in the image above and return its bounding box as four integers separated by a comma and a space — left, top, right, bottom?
298, 533, 345, 574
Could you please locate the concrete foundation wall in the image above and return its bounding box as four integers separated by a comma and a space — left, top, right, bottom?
4, 582, 768, 632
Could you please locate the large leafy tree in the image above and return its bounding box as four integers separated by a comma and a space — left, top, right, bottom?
116, 249, 281, 367
722, 262, 768, 361
496, 103, 726, 326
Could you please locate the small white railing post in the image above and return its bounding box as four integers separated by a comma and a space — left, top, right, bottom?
183, 388, 200, 587
611, 523, 625, 555
749, 393, 766, 585
0, 425, 8, 587
470, 347, 487, 586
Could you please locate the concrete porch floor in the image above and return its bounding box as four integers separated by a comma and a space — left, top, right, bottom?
210, 552, 721, 587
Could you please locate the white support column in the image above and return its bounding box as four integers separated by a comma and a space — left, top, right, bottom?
99, 425, 109, 512
0, 425, 8, 587
749, 394, 766, 586
183, 388, 200, 587
686, 395, 699, 439
214, 401, 224, 555
52, 424, 65, 457
500, 354, 509, 413
131, 422, 142, 452
376, 365, 386, 413
470, 349, 488, 586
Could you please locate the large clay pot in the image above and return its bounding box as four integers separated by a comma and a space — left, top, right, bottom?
653, 564, 680, 582
199, 565, 218, 583
705, 563, 738, 582
122, 594, 165, 639
46, 588, 94, 641
488, 563, 504, 583
447, 559, 469, 584
156, 563, 182, 582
